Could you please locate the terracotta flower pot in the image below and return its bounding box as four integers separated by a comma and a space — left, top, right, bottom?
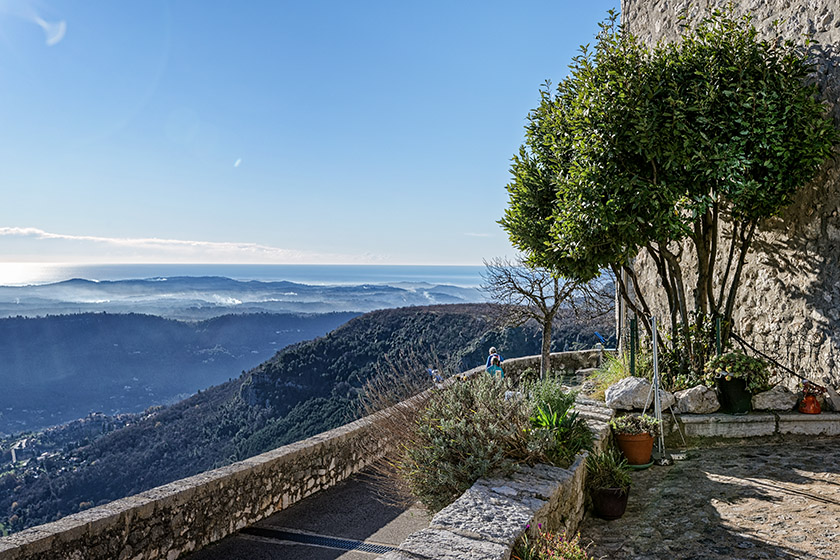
615, 432, 654, 465
799, 394, 821, 414
591, 487, 629, 520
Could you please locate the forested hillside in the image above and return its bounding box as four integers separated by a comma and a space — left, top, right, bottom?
0, 303, 612, 534
0, 312, 357, 434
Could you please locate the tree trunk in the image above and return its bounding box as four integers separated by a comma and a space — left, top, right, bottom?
722, 222, 757, 345
540, 321, 552, 379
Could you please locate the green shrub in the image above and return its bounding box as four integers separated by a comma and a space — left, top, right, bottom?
703, 351, 771, 394
530, 378, 577, 415
396, 375, 591, 512
529, 391, 592, 467
586, 448, 631, 491
524, 379, 591, 465
398, 375, 524, 511
609, 413, 660, 437
513, 529, 591, 560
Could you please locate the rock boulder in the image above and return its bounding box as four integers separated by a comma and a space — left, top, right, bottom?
605, 376, 675, 411
674, 385, 720, 414
752, 385, 798, 411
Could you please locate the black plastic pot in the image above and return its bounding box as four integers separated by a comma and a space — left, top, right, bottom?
591, 487, 629, 520
716, 376, 752, 414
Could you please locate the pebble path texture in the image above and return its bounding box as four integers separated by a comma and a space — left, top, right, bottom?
578, 438, 840, 559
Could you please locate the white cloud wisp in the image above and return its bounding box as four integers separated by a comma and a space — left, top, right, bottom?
0, 227, 371, 264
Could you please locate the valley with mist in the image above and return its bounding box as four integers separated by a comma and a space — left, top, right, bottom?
0, 275, 484, 319
0, 311, 358, 434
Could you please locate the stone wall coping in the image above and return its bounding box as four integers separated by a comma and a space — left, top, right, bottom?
675, 411, 840, 423
676, 413, 777, 424
776, 411, 840, 422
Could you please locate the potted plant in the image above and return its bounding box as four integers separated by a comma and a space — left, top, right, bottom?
609, 414, 659, 465
799, 381, 826, 414
703, 351, 770, 414
586, 448, 632, 520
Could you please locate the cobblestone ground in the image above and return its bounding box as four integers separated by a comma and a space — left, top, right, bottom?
579, 438, 840, 559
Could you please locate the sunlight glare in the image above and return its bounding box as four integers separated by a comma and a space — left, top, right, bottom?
0, 263, 59, 286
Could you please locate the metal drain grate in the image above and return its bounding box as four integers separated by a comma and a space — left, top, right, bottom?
240, 527, 398, 554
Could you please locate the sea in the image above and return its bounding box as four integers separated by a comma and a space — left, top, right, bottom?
0, 263, 486, 288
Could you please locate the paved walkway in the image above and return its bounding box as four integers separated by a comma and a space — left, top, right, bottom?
579, 438, 840, 559
186, 469, 429, 560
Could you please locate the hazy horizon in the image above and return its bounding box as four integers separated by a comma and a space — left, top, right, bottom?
0, 261, 487, 287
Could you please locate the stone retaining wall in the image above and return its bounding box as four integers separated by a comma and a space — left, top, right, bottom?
664, 411, 840, 445
0, 411, 394, 560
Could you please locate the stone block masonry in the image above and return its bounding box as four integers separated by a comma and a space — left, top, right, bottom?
0, 412, 392, 560
502, 349, 603, 379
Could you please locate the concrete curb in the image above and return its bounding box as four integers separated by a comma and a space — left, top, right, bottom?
665, 411, 840, 443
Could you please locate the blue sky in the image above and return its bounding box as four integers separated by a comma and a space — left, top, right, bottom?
0, 0, 619, 265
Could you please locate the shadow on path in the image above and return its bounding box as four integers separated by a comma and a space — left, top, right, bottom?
185, 468, 429, 560
579, 438, 840, 559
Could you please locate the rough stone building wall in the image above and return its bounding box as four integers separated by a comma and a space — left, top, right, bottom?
621, 0, 840, 386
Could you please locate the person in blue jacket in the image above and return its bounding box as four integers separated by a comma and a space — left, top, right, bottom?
486, 347, 503, 369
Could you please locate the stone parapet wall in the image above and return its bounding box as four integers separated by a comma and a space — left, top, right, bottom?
0, 412, 393, 560
462, 349, 605, 381
621, 0, 840, 387
503, 349, 605, 379
378, 398, 614, 560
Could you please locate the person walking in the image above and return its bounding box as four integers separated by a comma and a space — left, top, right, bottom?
487, 355, 504, 378
486, 346, 503, 370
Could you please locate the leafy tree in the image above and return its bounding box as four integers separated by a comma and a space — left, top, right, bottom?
482, 256, 610, 378
501, 9, 837, 376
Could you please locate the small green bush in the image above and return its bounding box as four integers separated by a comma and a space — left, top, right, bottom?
513, 529, 591, 560
396, 375, 591, 512
704, 351, 771, 394
529, 404, 592, 466
530, 378, 577, 415
609, 413, 660, 437
586, 448, 631, 491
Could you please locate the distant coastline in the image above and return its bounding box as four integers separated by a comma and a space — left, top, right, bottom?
0, 263, 486, 288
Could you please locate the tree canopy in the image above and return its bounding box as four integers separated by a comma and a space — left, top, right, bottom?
501, 9, 837, 376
